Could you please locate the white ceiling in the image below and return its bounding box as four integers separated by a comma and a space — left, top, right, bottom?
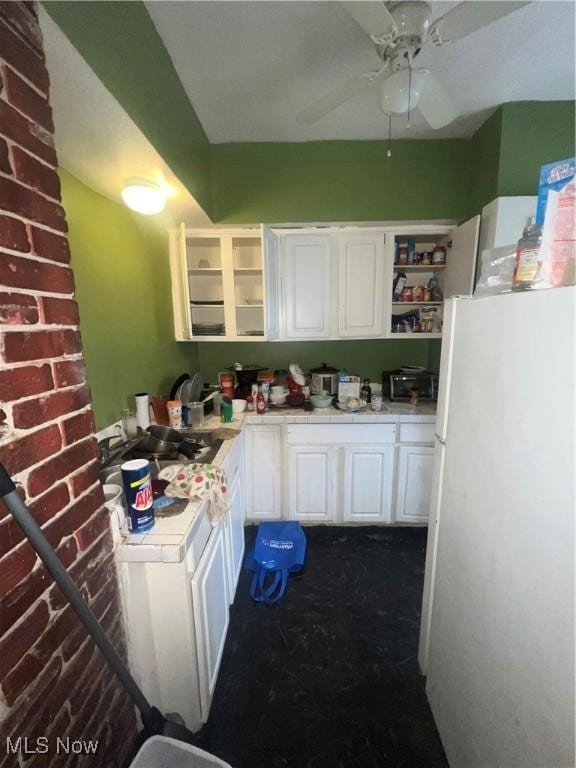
39, 8, 211, 227
146, 0, 575, 142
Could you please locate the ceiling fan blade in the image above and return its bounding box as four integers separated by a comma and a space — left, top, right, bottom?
431, 1, 532, 44
340, 1, 397, 39
417, 71, 460, 129
297, 69, 383, 124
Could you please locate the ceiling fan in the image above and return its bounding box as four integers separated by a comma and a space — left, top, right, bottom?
298, 1, 532, 129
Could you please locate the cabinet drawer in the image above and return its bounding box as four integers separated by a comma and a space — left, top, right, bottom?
399, 423, 435, 444
287, 424, 396, 445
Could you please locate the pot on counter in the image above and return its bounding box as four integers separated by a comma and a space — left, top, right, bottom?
310, 363, 339, 396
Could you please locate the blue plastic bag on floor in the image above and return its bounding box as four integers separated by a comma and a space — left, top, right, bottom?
246, 521, 307, 604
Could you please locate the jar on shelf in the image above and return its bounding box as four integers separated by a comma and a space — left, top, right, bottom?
397, 244, 408, 265
432, 245, 446, 265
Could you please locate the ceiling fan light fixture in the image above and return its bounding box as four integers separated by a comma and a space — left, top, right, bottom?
390, 1, 431, 39
380, 69, 425, 115
121, 178, 166, 215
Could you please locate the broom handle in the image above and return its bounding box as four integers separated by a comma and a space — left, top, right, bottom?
0, 463, 155, 723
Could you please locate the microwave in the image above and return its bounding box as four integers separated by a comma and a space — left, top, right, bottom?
382, 371, 438, 402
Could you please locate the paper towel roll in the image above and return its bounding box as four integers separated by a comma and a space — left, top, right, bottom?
135, 392, 151, 430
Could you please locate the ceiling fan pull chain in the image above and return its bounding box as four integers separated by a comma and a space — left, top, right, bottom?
407, 54, 413, 129
387, 113, 392, 158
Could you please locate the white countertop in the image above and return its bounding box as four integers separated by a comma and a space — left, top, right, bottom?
116, 402, 436, 564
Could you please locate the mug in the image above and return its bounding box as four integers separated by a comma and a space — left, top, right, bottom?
271, 386, 288, 397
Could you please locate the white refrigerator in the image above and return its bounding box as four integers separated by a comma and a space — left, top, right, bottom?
418, 287, 575, 768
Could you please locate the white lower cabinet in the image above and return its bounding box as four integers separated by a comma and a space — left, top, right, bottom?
245, 425, 282, 519
395, 445, 435, 523
191, 525, 230, 722
342, 446, 395, 523
287, 444, 336, 523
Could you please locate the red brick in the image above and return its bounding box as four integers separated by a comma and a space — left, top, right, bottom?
0, 540, 37, 598
0, 214, 30, 252
0, 2, 43, 53
0, 291, 38, 324
33, 605, 82, 667
0, 653, 62, 738
62, 410, 95, 447
42, 486, 103, 550
0, 99, 55, 165
2, 329, 81, 363
41, 296, 79, 326
0, 17, 49, 93
48, 639, 94, 709
29, 226, 71, 264
1, 651, 43, 706
3, 66, 53, 131
70, 461, 100, 498
12, 385, 91, 429
0, 253, 73, 295
29, 483, 70, 526
0, 137, 11, 173
76, 506, 108, 551
53, 358, 86, 388
0, 599, 49, 678
11, 145, 60, 200
0, 423, 61, 475
0, 564, 49, 636
49, 530, 113, 610
57, 534, 78, 569
27, 438, 98, 497
84, 549, 114, 604
0, 516, 24, 558
0, 363, 53, 400
0, 175, 66, 231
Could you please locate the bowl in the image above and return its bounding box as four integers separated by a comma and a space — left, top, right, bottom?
232, 399, 247, 414
310, 394, 333, 409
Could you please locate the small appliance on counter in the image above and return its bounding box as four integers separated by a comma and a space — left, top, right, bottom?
309, 363, 339, 396
382, 367, 438, 402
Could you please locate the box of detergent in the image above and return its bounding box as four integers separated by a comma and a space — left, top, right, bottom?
536, 157, 575, 224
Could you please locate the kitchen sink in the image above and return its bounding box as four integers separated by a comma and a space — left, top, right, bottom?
99, 430, 223, 485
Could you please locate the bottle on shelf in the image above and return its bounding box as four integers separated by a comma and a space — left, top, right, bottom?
361, 379, 372, 405
256, 386, 266, 415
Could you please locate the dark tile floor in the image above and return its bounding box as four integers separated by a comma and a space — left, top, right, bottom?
200, 526, 448, 768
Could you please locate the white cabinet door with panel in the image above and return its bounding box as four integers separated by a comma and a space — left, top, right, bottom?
287, 445, 336, 523
244, 425, 282, 520
224, 472, 245, 603
342, 446, 395, 523
442, 215, 481, 298
395, 445, 434, 523
190, 526, 230, 721
282, 235, 333, 339
338, 233, 385, 337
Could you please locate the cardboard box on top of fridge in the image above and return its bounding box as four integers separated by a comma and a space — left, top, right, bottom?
537, 159, 576, 289
536, 157, 575, 224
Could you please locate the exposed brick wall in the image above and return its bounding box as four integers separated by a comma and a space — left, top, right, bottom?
0, 4, 136, 766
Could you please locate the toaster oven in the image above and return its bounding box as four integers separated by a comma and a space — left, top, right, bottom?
382, 371, 438, 402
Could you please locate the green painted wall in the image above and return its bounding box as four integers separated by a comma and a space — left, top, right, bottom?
196, 339, 441, 385
210, 140, 470, 224
60, 170, 198, 429
45, 1, 212, 217
497, 101, 576, 197
466, 108, 503, 216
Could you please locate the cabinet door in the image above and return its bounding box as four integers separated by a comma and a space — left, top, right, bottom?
395, 445, 434, 523
338, 233, 385, 337
262, 226, 280, 340
169, 224, 193, 340
191, 526, 230, 721
282, 235, 332, 339
442, 215, 480, 298
244, 425, 282, 519
287, 445, 336, 523
225, 473, 245, 603
342, 446, 394, 523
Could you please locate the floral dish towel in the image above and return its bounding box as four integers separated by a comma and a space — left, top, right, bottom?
158, 463, 229, 525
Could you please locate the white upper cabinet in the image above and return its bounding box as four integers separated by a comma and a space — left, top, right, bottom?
170, 221, 479, 342
282, 234, 333, 339
338, 233, 386, 338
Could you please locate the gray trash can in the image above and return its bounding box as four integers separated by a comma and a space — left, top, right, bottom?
129, 736, 232, 768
